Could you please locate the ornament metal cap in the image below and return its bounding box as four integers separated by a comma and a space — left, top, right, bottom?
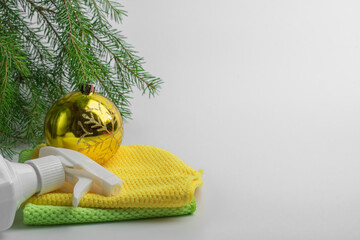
80, 83, 95, 95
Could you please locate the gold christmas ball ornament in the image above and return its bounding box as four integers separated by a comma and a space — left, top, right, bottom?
44, 84, 123, 165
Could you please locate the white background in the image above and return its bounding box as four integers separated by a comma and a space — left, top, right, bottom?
4, 0, 360, 239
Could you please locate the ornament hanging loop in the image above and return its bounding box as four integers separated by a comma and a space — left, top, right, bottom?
80, 83, 95, 95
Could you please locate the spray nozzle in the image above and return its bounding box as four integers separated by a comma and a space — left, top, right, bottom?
0, 146, 123, 231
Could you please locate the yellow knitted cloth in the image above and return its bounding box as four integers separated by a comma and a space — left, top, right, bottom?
25, 145, 203, 208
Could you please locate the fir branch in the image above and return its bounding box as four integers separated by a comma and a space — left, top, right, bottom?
24, 0, 61, 42
0, 57, 8, 104
92, 33, 157, 92
1, 0, 12, 27
90, 0, 104, 25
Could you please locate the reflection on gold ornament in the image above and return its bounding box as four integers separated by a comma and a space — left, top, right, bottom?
44, 85, 123, 165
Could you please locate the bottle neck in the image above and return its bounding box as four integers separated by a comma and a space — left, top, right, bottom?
25, 156, 65, 195
6, 162, 39, 209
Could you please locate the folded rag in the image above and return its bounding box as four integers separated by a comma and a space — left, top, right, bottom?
20, 145, 203, 225
23, 198, 197, 225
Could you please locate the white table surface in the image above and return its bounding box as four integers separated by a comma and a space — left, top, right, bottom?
4, 0, 360, 239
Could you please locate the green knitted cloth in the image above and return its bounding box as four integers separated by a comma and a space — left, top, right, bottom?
19, 149, 197, 225
23, 199, 196, 225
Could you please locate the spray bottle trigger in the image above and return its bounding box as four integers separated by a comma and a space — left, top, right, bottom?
72, 177, 92, 207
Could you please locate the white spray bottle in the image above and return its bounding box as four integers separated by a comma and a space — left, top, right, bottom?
0, 146, 123, 231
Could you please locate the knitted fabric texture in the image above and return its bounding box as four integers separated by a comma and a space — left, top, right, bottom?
23, 198, 196, 225
23, 145, 203, 208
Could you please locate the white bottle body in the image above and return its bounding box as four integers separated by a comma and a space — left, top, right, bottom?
0, 155, 65, 231
0, 156, 39, 231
